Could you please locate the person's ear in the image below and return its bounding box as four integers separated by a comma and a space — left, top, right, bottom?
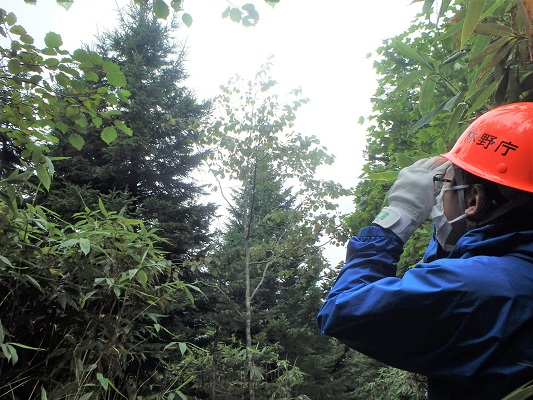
465, 184, 485, 217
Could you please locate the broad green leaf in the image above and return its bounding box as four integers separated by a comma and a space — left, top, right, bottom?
72, 48, 90, 62
60, 238, 79, 248
461, 0, 486, 49
179, 342, 187, 355
0, 256, 12, 266
84, 70, 99, 82
68, 133, 85, 150
44, 32, 62, 48
117, 89, 131, 102
92, 117, 103, 127
136, 270, 148, 286
35, 163, 51, 190
182, 13, 193, 27
96, 373, 109, 390
7, 59, 21, 74
106, 71, 126, 87
6, 12, 17, 26
153, 0, 170, 19
171, 0, 182, 11
20, 34, 33, 44
102, 61, 121, 73
114, 120, 133, 136
101, 126, 118, 144
10, 25, 27, 36
79, 238, 90, 255
229, 8, 242, 22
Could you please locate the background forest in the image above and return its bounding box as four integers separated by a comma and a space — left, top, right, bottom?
1, 0, 533, 399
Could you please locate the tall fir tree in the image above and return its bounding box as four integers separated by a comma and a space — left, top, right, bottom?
42, 2, 215, 259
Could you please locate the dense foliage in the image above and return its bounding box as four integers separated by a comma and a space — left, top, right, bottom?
42, 3, 215, 260
5, 0, 533, 398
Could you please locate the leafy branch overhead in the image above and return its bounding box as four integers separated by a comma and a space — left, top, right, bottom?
1, 7, 131, 190
33, 0, 281, 27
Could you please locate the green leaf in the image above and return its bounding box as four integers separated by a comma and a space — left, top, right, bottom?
35, 163, 51, 190
44, 32, 62, 48
466, 79, 500, 115
410, 99, 448, 133
72, 48, 90, 62
98, 198, 109, 217
474, 22, 513, 37
60, 238, 79, 248
179, 342, 187, 355
153, 0, 170, 19
393, 39, 435, 71
461, 0, 486, 49
5, 12, 17, 26
366, 171, 399, 182
106, 71, 126, 87
84, 70, 99, 82
182, 13, 193, 27
136, 270, 148, 286
92, 117, 103, 128
57, 0, 73, 11
10, 25, 27, 36
445, 102, 468, 140
7, 59, 21, 74
117, 89, 131, 103
101, 126, 117, 144
96, 373, 109, 390
229, 8, 242, 22
79, 238, 90, 255
0, 256, 12, 267
68, 133, 85, 150
114, 120, 133, 136
171, 0, 182, 11
419, 77, 437, 116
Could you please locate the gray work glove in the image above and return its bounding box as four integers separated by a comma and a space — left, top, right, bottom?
373, 156, 451, 243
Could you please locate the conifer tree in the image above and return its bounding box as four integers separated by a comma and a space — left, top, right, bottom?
43, 2, 215, 258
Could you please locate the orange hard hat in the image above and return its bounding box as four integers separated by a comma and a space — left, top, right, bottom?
443, 102, 533, 193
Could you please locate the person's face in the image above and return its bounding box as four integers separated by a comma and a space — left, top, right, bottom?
440, 164, 469, 246
441, 165, 463, 221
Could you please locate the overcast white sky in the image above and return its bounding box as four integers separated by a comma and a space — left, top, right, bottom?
5, 0, 421, 262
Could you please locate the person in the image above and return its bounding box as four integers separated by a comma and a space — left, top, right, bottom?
317, 102, 533, 400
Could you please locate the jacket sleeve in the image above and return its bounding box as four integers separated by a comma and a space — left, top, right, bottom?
316, 225, 524, 380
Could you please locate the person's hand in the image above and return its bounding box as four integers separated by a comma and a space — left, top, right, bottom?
373, 156, 451, 242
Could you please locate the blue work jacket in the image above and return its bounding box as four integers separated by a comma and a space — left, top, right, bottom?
317, 223, 533, 400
